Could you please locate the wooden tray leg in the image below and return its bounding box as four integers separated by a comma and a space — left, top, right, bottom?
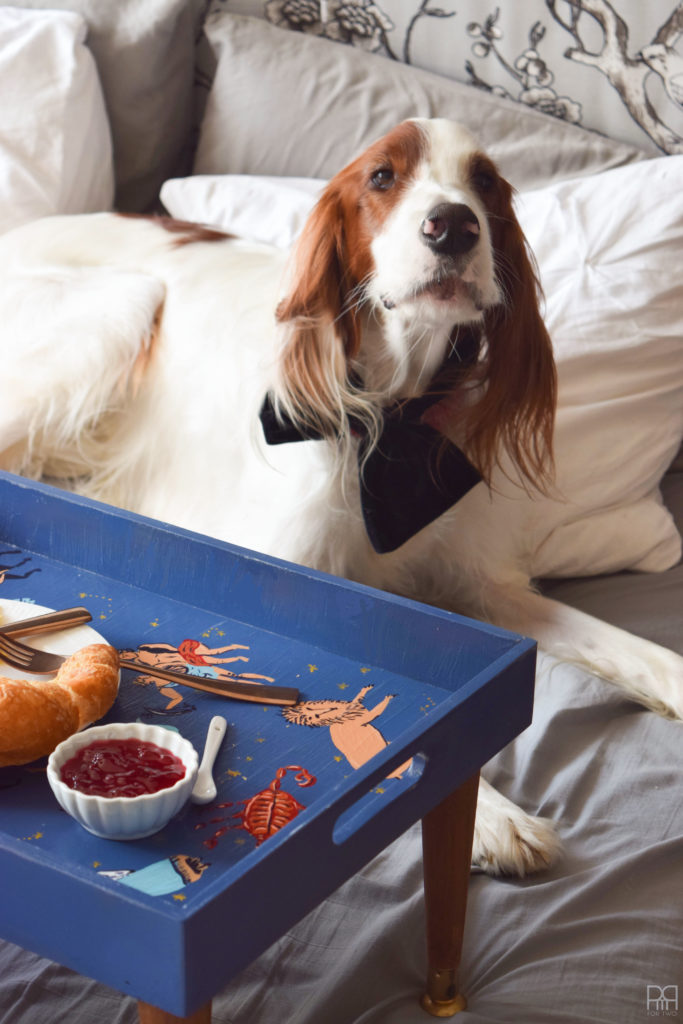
138, 1000, 212, 1024
420, 771, 480, 1017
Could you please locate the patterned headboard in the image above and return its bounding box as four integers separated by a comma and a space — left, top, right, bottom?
214, 0, 683, 154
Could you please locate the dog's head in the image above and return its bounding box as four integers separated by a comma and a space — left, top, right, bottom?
274, 118, 556, 486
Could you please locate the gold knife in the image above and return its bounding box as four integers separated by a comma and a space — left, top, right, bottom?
121, 659, 300, 706
0, 606, 93, 637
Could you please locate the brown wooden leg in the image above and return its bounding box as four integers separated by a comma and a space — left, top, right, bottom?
420, 771, 480, 1017
137, 1000, 212, 1024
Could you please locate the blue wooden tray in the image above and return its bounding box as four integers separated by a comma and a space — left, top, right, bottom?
0, 471, 536, 1015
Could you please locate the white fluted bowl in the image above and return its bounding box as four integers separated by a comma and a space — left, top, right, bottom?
47, 723, 198, 840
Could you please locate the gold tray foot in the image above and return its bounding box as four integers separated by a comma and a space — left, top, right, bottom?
420, 992, 467, 1017
420, 969, 467, 1017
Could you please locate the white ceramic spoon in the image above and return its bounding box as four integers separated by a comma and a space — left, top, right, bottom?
191, 715, 227, 804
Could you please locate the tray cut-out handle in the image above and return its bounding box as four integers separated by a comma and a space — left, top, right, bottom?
332, 752, 428, 844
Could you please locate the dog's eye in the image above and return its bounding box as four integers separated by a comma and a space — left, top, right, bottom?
370, 167, 395, 191
471, 169, 497, 193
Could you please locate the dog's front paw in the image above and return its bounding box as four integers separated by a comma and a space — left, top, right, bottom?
473, 778, 562, 877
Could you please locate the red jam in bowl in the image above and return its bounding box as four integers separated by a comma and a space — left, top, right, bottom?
60, 738, 186, 798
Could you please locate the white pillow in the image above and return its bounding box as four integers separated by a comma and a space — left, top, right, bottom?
161, 156, 683, 578
518, 156, 683, 576
0, 7, 114, 235
8, 0, 205, 212
160, 175, 325, 249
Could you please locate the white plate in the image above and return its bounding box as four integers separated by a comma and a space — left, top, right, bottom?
0, 599, 112, 681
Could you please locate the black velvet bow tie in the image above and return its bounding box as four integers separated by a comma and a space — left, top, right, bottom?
259, 328, 483, 554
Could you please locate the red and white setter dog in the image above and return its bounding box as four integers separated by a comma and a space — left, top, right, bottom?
0, 119, 680, 874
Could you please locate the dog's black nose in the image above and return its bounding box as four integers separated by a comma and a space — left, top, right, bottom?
420, 203, 480, 257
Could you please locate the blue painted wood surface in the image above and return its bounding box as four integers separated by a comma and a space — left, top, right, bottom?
0, 471, 536, 1015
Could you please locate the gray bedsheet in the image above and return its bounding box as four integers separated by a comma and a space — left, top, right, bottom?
1, 451, 681, 1024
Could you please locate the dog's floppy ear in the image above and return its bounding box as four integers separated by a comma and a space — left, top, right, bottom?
273, 184, 366, 440
468, 173, 557, 487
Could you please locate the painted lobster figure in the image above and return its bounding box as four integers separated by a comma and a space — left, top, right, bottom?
194, 764, 317, 850
236, 765, 316, 846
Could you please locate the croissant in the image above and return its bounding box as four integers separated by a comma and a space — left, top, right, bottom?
0, 643, 120, 767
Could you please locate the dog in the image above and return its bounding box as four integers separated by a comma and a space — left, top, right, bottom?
0, 118, 681, 875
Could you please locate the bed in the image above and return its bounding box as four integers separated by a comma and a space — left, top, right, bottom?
0, 2, 681, 1022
